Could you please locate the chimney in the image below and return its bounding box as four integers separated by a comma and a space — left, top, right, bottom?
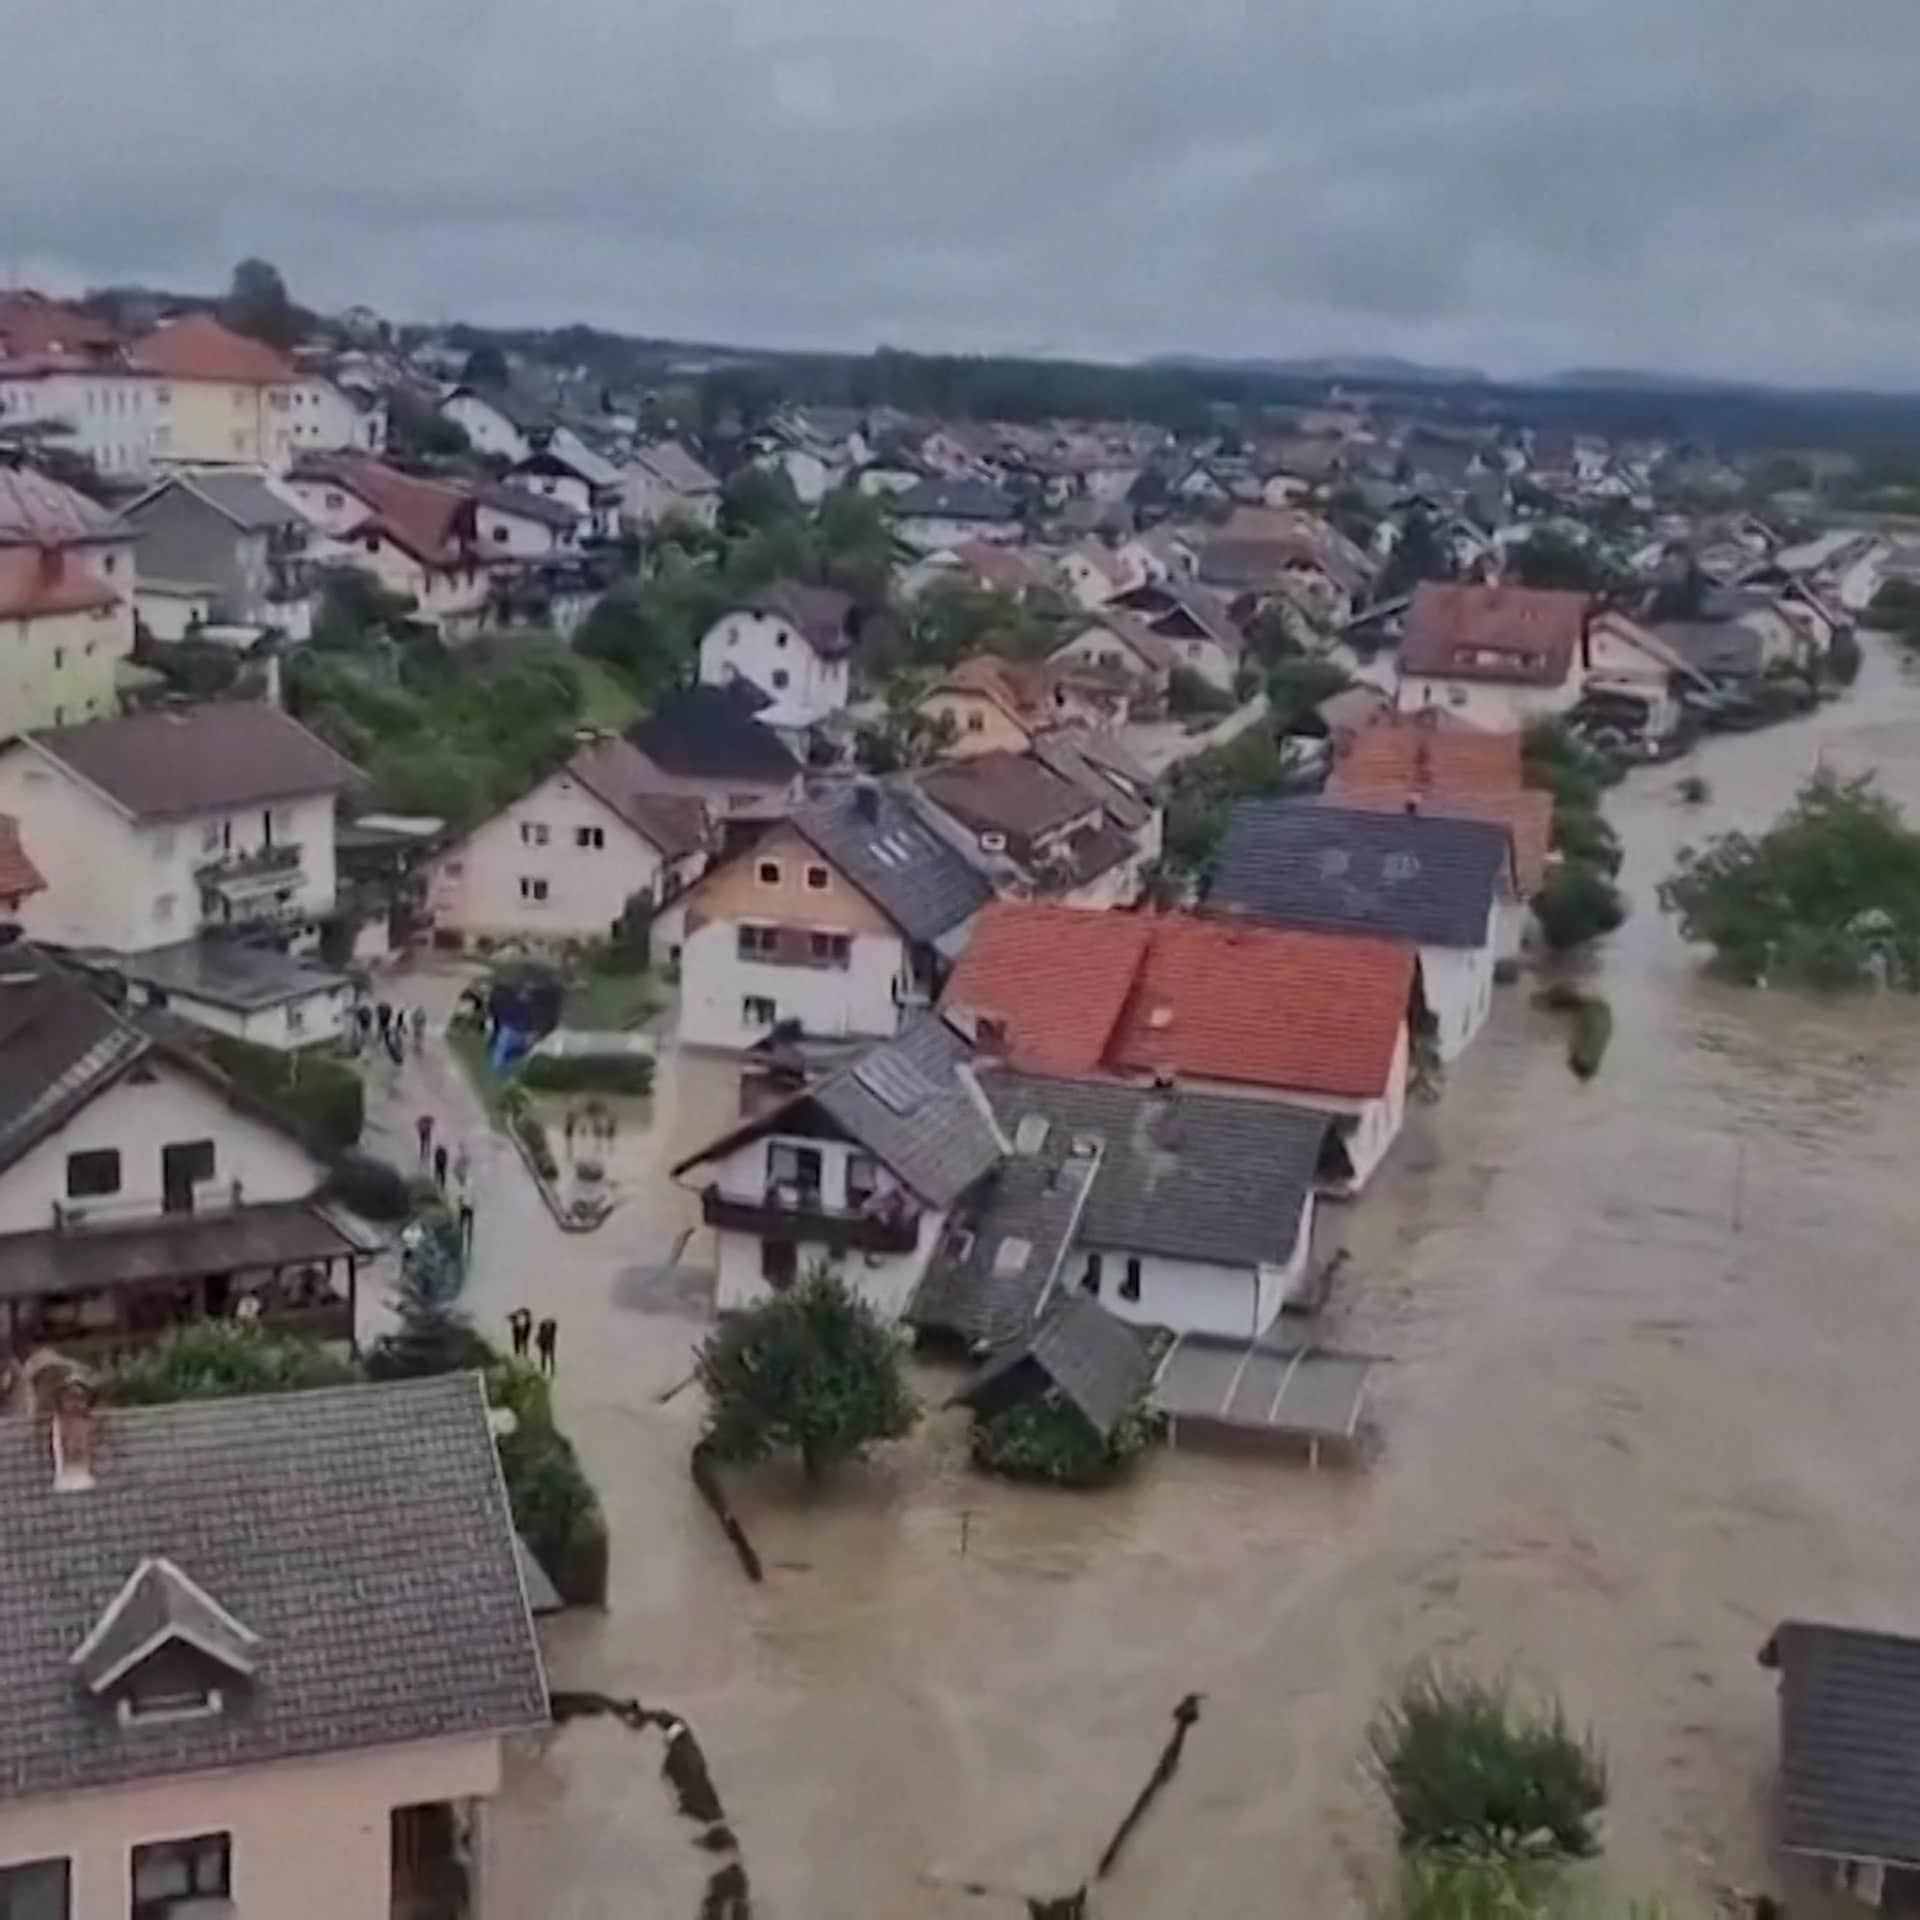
974, 1014, 1008, 1057
52, 1379, 97, 1493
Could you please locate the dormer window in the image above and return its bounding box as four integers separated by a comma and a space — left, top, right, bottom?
71, 1557, 259, 1729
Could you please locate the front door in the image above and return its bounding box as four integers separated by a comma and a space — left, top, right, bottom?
161, 1140, 214, 1215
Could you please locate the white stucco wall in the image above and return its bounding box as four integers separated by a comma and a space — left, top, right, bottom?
677, 918, 906, 1051
125, 978, 355, 1053
697, 610, 850, 727
0, 1058, 321, 1237
1420, 919, 1497, 1061
712, 1213, 943, 1319
474, 502, 571, 561
1393, 671, 1581, 730
0, 1733, 503, 1920
1068, 1214, 1313, 1341
441, 395, 529, 462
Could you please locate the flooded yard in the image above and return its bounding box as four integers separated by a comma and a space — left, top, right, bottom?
467, 640, 1920, 1918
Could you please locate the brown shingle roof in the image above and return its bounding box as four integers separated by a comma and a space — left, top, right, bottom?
0, 817, 44, 903
22, 703, 359, 820
564, 737, 708, 858
132, 314, 294, 385
297, 455, 472, 566
738, 581, 856, 659
0, 548, 119, 620
1399, 581, 1589, 687
1329, 713, 1526, 793
917, 751, 1095, 841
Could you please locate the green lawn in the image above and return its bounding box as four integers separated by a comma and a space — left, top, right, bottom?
447, 1024, 512, 1127
571, 656, 644, 731
561, 964, 654, 1031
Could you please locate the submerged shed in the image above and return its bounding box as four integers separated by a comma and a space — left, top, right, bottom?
956, 1294, 1151, 1439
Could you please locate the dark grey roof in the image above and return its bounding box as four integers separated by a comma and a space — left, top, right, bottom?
737, 581, 856, 659
107, 938, 352, 1013
1209, 800, 1511, 948
0, 943, 149, 1177
0, 1375, 546, 1801
72, 1556, 260, 1695
958, 1293, 1150, 1437
793, 785, 992, 946
1030, 729, 1155, 834
894, 478, 1018, 522
1764, 1621, 1920, 1867
476, 481, 580, 531
626, 683, 802, 786
1653, 620, 1764, 680
908, 1142, 1101, 1345
132, 471, 306, 534
978, 1070, 1328, 1271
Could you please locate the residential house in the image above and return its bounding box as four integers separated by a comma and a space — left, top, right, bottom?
942, 902, 1417, 1191
1029, 727, 1163, 869
1047, 612, 1177, 701
672, 1015, 1004, 1313
122, 469, 315, 640
505, 428, 623, 541
898, 538, 1057, 604
911, 1066, 1332, 1342
472, 482, 583, 563
1576, 608, 1706, 746
953, 1294, 1151, 1442
1056, 538, 1147, 610
0, 703, 360, 1048
671, 782, 990, 1051
909, 750, 1148, 907
0, 943, 379, 1355
1393, 580, 1592, 729
915, 652, 1126, 760
129, 316, 323, 473
0, 814, 45, 918
427, 735, 708, 948
1197, 507, 1375, 631
892, 478, 1021, 555
1209, 800, 1518, 1060
623, 682, 806, 821
0, 465, 136, 735
622, 440, 721, 532
0, 1373, 545, 1917
437, 384, 549, 463
1651, 619, 1767, 696
0, 295, 165, 481
1107, 581, 1245, 692
697, 582, 856, 740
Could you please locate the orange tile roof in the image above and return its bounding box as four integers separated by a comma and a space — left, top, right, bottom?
301, 454, 472, 565
1327, 788, 1553, 897
1329, 713, 1525, 794
0, 547, 119, 620
0, 813, 45, 903
133, 313, 294, 385
943, 901, 1413, 1099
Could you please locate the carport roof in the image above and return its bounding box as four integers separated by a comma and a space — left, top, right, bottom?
1151, 1335, 1376, 1444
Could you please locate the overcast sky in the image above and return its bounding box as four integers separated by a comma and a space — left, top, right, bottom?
7, 0, 1919, 387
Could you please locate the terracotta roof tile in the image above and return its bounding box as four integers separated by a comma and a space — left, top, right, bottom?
0, 548, 120, 620
0, 815, 45, 903
1399, 581, 1589, 687
943, 901, 1411, 1099
1329, 713, 1525, 793
132, 314, 294, 385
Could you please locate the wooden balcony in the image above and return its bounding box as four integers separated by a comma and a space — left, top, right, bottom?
700, 1186, 920, 1255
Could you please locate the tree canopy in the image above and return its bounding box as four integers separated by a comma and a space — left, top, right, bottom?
222, 256, 304, 350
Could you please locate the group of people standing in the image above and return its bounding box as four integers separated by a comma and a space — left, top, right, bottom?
357, 998, 427, 1066
507, 1307, 559, 1375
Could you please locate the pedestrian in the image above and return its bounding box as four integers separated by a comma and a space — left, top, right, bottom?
452, 1143, 471, 1189
535, 1317, 557, 1376
508, 1308, 532, 1359
564, 1109, 578, 1154
376, 1000, 393, 1042
386, 1024, 405, 1067
456, 1183, 476, 1259
433, 1143, 449, 1189
415, 1113, 433, 1166
411, 1005, 427, 1055
355, 1003, 374, 1049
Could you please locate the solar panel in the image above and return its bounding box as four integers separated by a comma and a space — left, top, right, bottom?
852, 1050, 937, 1116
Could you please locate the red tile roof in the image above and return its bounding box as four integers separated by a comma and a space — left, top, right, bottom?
1326, 788, 1553, 897
301, 455, 472, 565
1399, 581, 1589, 687
0, 813, 46, 904
133, 314, 294, 385
1329, 712, 1525, 793
0, 293, 123, 362
943, 901, 1413, 1099
0, 547, 119, 620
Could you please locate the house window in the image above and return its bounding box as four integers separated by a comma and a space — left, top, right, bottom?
160, 1140, 215, 1214
809, 930, 851, 968
768, 1142, 823, 1199
742, 994, 777, 1028
130, 1832, 230, 1920
761, 1240, 798, 1290
1120, 1257, 1143, 1302
520, 822, 549, 847
325, 490, 343, 509
1081, 1253, 1103, 1296
519, 877, 550, 902
846, 1153, 880, 1211
285, 1001, 306, 1036
738, 923, 778, 959
966, 711, 985, 733
493, 525, 509, 543
804, 864, 830, 892
575, 826, 605, 849
0, 1856, 69, 1920
51, 647, 63, 670
773, 631, 788, 648
201, 820, 223, 854
770, 668, 790, 690
756, 859, 781, 886
65, 1149, 121, 1199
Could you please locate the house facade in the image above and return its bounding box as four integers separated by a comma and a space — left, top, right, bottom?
1048, 616, 1175, 699
438, 386, 543, 463
622, 441, 721, 531
122, 470, 314, 637
131, 317, 304, 471
506, 430, 623, 540
1393, 580, 1592, 730
892, 479, 1021, 555
622, 683, 805, 821
696, 583, 855, 734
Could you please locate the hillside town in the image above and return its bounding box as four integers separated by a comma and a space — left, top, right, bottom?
7, 271, 1920, 1919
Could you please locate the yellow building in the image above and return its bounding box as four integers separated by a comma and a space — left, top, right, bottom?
134, 314, 299, 468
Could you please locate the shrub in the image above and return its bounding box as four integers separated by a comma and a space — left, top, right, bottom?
1550, 806, 1622, 877
514, 1109, 559, 1180
518, 1052, 656, 1097
322, 1149, 412, 1221
1168, 665, 1236, 719
1370, 1670, 1607, 1861
1568, 995, 1613, 1080
972, 1393, 1155, 1488
99, 1324, 361, 1406
497, 1414, 609, 1605
1533, 864, 1627, 951
200, 1033, 365, 1151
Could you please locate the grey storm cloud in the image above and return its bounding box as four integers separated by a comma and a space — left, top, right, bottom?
5, 0, 1920, 385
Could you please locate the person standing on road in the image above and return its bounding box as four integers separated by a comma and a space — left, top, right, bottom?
433, 1143, 449, 1189
411, 1005, 427, 1055
508, 1308, 532, 1359
415, 1113, 434, 1166
535, 1317, 557, 1376
453, 1163, 475, 1257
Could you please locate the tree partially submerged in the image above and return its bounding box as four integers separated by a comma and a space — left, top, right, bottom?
972, 1390, 1155, 1489
1660, 771, 1920, 987
697, 1268, 918, 1480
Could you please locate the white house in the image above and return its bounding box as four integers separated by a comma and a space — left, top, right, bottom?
428, 736, 708, 948
438, 385, 547, 463
621, 440, 721, 532
0, 703, 360, 1048
669, 783, 989, 1052
673, 1017, 1004, 1314
1107, 582, 1245, 692
891, 478, 1021, 555
472, 483, 582, 563
0, 1369, 545, 1920
696, 582, 856, 735
506, 428, 623, 540
1047, 614, 1177, 700
1393, 579, 1591, 730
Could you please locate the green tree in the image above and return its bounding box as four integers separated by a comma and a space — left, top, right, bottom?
100, 1323, 361, 1406
574, 587, 686, 705
1268, 656, 1354, 732
720, 464, 803, 537
1380, 507, 1456, 599
697, 1268, 918, 1480
461, 343, 510, 388
223, 256, 301, 349
1164, 727, 1301, 881
904, 579, 1061, 668
1504, 531, 1612, 594
366, 1218, 490, 1380
1533, 864, 1627, 950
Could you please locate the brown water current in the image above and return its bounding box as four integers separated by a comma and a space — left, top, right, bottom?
479, 639, 1920, 1918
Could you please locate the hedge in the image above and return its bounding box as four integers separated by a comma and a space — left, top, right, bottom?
518, 1051, 655, 1097
98, 1323, 362, 1406
492, 1360, 609, 1605
200, 1033, 365, 1152
972, 1393, 1155, 1489
322, 1150, 413, 1222
513, 1108, 559, 1180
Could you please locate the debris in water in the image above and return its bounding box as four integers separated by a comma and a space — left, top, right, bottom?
1095, 1693, 1205, 1881
692, 1441, 764, 1582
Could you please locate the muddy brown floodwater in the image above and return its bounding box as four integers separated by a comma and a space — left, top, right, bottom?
483, 639, 1920, 1920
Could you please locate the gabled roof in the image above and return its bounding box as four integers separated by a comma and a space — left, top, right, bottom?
625, 682, 802, 786
16, 702, 359, 821
1210, 800, 1513, 948
953, 538, 1055, 598
1329, 714, 1525, 793
1112, 582, 1245, 657
925, 652, 1050, 732
0, 464, 126, 548
0, 292, 123, 362
0, 816, 45, 903
894, 478, 1019, 522
916, 751, 1095, 843
1399, 581, 1589, 687
561, 737, 708, 858
294, 454, 472, 566
71, 1555, 261, 1696
943, 902, 1411, 1100
1762, 1620, 1920, 1869
512, 427, 621, 490
475, 482, 580, 532
957, 1293, 1150, 1437
1056, 612, 1178, 677
0, 1375, 546, 1801
733, 581, 856, 660
629, 440, 719, 496
1030, 728, 1155, 834
0, 547, 120, 620
1325, 789, 1552, 898
442, 383, 551, 434
790, 785, 993, 946
132, 314, 293, 385
128, 469, 304, 535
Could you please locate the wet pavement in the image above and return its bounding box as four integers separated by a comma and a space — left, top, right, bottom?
374, 641, 1920, 1918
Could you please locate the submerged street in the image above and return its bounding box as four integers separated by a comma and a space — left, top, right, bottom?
370, 639, 1920, 1918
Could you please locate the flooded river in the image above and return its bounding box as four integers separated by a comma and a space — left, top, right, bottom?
481, 638, 1920, 1919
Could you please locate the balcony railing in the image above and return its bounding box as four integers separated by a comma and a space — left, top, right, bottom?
53, 1180, 246, 1235
196, 842, 304, 894
701, 1185, 920, 1255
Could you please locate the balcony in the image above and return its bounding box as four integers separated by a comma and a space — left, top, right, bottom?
701, 1185, 921, 1254
53, 1180, 247, 1235
196, 841, 304, 898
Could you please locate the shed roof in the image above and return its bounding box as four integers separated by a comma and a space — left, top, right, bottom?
1152, 1335, 1376, 1447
